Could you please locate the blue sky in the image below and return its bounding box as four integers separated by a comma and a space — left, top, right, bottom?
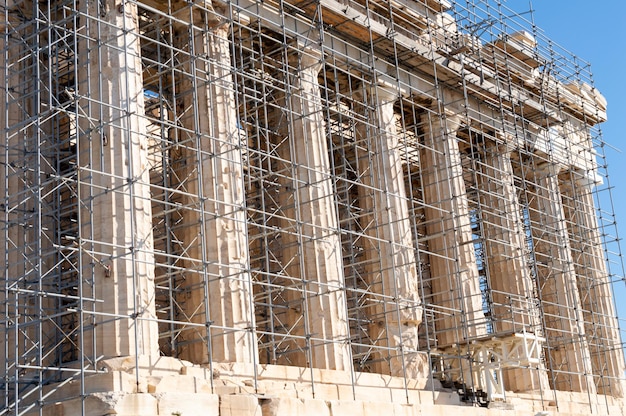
502, 1, 626, 326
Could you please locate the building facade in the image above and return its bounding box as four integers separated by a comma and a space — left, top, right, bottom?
1, 0, 625, 414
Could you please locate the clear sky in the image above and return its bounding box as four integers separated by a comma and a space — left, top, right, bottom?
503, 1, 626, 329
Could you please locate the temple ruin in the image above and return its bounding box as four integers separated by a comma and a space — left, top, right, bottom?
1, 0, 625, 415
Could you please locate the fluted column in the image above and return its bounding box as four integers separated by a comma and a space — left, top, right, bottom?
77, 0, 158, 357
420, 109, 486, 347
0, 11, 8, 386
0, 0, 48, 382
528, 162, 595, 394
279, 49, 351, 370
560, 171, 626, 397
173, 8, 256, 364
478, 142, 548, 392
356, 85, 423, 378
479, 143, 536, 330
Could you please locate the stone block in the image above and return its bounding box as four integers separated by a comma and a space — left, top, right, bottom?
260, 397, 303, 415
105, 392, 158, 415
416, 390, 434, 405
296, 383, 339, 400
302, 398, 332, 416
318, 368, 354, 386
424, 377, 444, 392
376, 373, 424, 390
289, 365, 320, 384
506, 396, 535, 412
195, 377, 213, 394
49, 372, 135, 402
213, 385, 239, 396
389, 386, 407, 404
392, 403, 418, 416
452, 407, 484, 416
255, 364, 329, 386
148, 375, 212, 394
50, 392, 157, 416
338, 385, 392, 402
327, 400, 363, 416
362, 400, 396, 416
181, 365, 213, 379
405, 389, 422, 406
608, 405, 625, 415
23, 403, 63, 416
156, 392, 219, 416
238, 379, 258, 394
432, 391, 461, 405
214, 362, 256, 379
352, 371, 386, 388
418, 403, 477, 416
260, 397, 332, 416
101, 355, 190, 377
257, 364, 291, 382
219, 394, 261, 416
255, 381, 299, 397
416, 404, 438, 416
335, 385, 354, 401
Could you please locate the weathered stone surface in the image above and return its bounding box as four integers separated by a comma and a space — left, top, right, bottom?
361, 400, 397, 416
219, 394, 261, 416
253, 381, 298, 397
479, 143, 549, 393
101, 355, 191, 376
45, 393, 158, 416
268, 397, 333, 416
40, 371, 137, 403
148, 375, 212, 394
302, 398, 333, 416
327, 399, 364, 415
560, 172, 626, 398
528, 162, 595, 395
356, 85, 423, 379
296, 383, 339, 400
156, 392, 219, 416
259, 397, 309, 416
173, 15, 256, 366
338, 384, 392, 403
181, 365, 214, 379
77, 0, 159, 359
392, 403, 418, 416
432, 391, 462, 406
275, 48, 351, 371
420, 107, 487, 346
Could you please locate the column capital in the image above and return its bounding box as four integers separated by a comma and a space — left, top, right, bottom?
563, 168, 601, 189
420, 108, 462, 136
368, 83, 399, 105
482, 137, 516, 156
491, 131, 519, 152
289, 47, 324, 76
531, 160, 558, 176
170, 2, 230, 32
352, 82, 398, 107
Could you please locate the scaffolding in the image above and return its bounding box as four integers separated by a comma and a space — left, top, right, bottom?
1, 0, 625, 414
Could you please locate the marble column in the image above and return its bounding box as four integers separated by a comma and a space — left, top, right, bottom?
0, 8, 8, 383
0, 0, 52, 377
278, 48, 351, 370
559, 171, 626, 397
77, 0, 158, 358
356, 85, 424, 378
528, 162, 595, 394
420, 108, 486, 347
173, 8, 256, 364
477, 142, 548, 392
